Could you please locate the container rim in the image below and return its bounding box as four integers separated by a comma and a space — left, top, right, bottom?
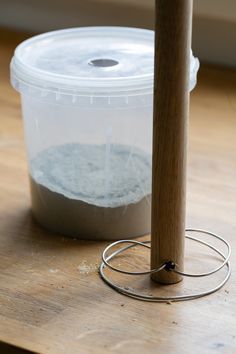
10, 26, 199, 98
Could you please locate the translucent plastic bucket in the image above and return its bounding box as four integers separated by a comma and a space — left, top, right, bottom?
10, 27, 199, 240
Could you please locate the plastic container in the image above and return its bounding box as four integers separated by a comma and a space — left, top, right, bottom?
10, 27, 199, 240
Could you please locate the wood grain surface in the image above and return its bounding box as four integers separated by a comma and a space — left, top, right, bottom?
151, 0, 192, 284
0, 28, 236, 354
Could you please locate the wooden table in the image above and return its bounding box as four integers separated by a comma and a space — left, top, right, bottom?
0, 29, 236, 354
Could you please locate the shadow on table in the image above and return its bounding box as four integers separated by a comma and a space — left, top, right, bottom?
0, 341, 38, 354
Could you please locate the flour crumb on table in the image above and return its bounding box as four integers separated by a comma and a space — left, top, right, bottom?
77, 260, 98, 274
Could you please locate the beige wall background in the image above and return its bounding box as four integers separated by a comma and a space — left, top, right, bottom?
0, 0, 235, 67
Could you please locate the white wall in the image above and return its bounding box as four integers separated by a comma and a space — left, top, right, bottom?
0, 0, 235, 67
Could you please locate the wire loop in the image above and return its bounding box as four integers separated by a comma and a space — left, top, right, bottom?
99, 228, 231, 302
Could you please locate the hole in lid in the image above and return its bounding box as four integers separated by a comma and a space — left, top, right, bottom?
88, 58, 119, 68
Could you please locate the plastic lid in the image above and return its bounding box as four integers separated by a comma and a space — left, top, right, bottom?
10, 27, 199, 97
